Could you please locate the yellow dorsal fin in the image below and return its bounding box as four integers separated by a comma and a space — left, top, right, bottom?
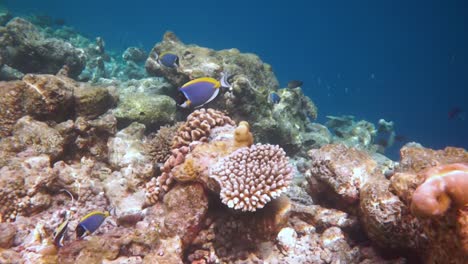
182, 77, 220, 89
79, 211, 109, 222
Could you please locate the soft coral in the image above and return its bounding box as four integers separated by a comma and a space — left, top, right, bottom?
411, 163, 468, 217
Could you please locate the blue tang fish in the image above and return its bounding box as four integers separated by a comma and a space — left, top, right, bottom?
76, 211, 110, 238
268, 92, 281, 104
157, 52, 179, 68
179, 73, 231, 108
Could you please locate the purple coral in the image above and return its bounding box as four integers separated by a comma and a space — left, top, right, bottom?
210, 144, 293, 212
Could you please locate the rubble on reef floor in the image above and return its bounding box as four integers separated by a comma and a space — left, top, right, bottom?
0, 10, 467, 264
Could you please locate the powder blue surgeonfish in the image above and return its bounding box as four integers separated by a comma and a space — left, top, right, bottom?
179, 73, 231, 108
76, 211, 110, 238
268, 92, 281, 104
157, 52, 179, 68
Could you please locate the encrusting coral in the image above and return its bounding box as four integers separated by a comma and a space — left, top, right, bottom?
411, 163, 468, 217
210, 144, 293, 212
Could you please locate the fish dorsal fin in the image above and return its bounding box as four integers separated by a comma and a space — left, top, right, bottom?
182, 77, 219, 89
79, 211, 109, 222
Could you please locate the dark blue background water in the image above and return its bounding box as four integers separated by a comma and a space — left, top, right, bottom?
4, 0, 468, 158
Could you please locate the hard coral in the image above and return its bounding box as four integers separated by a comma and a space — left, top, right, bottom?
411, 163, 468, 217
210, 144, 293, 212
146, 123, 182, 164
172, 108, 235, 149
145, 108, 235, 204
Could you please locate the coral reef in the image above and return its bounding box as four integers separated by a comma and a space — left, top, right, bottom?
0, 18, 85, 78
306, 144, 379, 207
0, 73, 115, 138
326, 115, 382, 151
1, 14, 467, 263
388, 145, 468, 263
123, 47, 147, 63
146, 32, 318, 156
145, 108, 235, 204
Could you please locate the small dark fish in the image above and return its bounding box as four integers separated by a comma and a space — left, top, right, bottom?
268, 92, 281, 104
53, 189, 74, 248
54, 18, 66, 26
394, 134, 407, 142
157, 52, 179, 68
76, 211, 110, 238
53, 219, 69, 247
377, 138, 389, 148
287, 80, 303, 89
448, 107, 463, 120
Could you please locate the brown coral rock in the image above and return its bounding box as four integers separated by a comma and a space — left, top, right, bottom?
73, 85, 115, 119
0, 223, 16, 248
307, 144, 378, 206
22, 74, 75, 121
0, 155, 56, 222
389, 145, 468, 263
360, 177, 425, 251
1, 116, 65, 160
398, 145, 468, 173
161, 183, 209, 247
0, 81, 25, 137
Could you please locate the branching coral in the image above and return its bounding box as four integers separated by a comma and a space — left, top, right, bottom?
145, 108, 235, 205
411, 163, 468, 217
210, 144, 293, 212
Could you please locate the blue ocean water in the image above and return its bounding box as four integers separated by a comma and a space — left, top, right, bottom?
5, 0, 468, 158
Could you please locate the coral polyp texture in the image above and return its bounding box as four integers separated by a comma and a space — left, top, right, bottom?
145, 108, 235, 204
172, 108, 236, 148
411, 163, 468, 217
210, 144, 293, 212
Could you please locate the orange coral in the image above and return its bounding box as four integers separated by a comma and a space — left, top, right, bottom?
234, 121, 253, 148
411, 163, 468, 217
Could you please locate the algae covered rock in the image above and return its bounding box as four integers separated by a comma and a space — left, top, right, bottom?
123, 47, 147, 63
255, 87, 319, 155
146, 31, 278, 90
0, 116, 65, 160
145, 32, 319, 155
0, 18, 85, 77
114, 94, 176, 129
74, 85, 116, 119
